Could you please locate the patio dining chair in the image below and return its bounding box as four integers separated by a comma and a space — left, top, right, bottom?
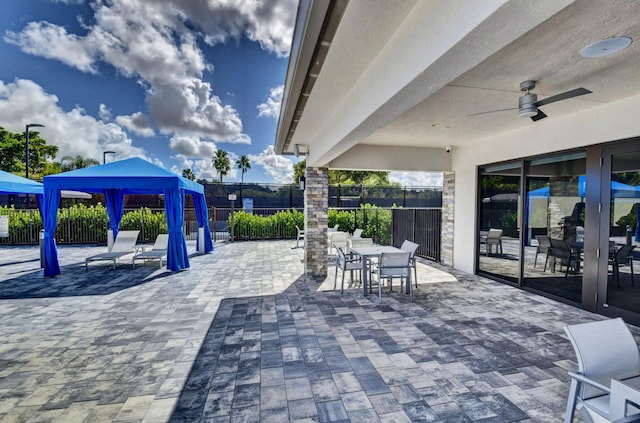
132, 234, 169, 269
295, 225, 305, 248
564, 317, 640, 423
534, 235, 551, 268
334, 246, 362, 293
609, 245, 636, 287
85, 230, 140, 270
352, 228, 363, 238
400, 240, 420, 288
371, 251, 412, 302
545, 238, 578, 277
485, 228, 503, 256
329, 231, 349, 259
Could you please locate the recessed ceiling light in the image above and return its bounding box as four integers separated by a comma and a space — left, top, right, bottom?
581, 36, 632, 58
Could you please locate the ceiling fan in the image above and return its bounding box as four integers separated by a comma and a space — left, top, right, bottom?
469, 80, 592, 121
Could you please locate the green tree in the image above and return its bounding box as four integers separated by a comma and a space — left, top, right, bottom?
237, 154, 251, 200
292, 159, 394, 186
0, 126, 58, 178
213, 149, 230, 182
237, 155, 251, 183
182, 168, 196, 181
60, 155, 100, 172
293, 159, 306, 183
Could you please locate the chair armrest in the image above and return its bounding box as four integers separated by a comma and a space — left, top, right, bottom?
610, 379, 640, 421
568, 372, 611, 393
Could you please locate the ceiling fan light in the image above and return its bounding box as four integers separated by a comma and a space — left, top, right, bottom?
519, 108, 538, 118
518, 93, 538, 117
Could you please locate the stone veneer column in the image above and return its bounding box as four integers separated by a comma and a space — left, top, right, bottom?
304, 167, 329, 281
440, 172, 455, 267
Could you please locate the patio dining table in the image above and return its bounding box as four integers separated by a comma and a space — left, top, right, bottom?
349, 245, 407, 297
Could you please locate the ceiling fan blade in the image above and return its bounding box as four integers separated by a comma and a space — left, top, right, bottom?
534, 87, 592, 107
530, 110, 547, 121
467, 107, 518, 117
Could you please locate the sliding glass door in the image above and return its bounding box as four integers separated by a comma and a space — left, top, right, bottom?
477, 162, 521, 283
600, 142, 640, 316
522, 152, 586, 303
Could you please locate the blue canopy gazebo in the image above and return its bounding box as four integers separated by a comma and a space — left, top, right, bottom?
0, 169, 44, 212
42, 158, 213, 276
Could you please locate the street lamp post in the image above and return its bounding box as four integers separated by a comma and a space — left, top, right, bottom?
103, 150, 116, 164
25, 123, 45, 179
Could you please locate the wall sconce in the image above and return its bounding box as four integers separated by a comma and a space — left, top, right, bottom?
299, 176, 306, 191
294, 144, 309, 157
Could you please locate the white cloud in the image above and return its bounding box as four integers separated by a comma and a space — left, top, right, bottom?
389, 171, 444, 187
249, 145, 294, 184
98, 103, 112, 121
171, 0, 297, 57
5, 22, 97, 73
169, 134, 217, 158
0, 78, 148, 163
3, 0, 278, 143
115, 112, 155, 137
257, 85, 283, 118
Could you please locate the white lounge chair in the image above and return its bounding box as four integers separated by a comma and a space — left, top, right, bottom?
85, 230, 140, 270
132, 234, 169, 269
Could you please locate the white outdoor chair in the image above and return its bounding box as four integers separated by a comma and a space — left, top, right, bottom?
334, 246, 362, 293
295, 225, 305, 248
327, 224, 339, 233
85, 230, 140, 270
564, 318, 640, 423
371, 251, 412, 302
352, 228, 363, 238
485, 228, 503, 255
400, 240, 420, 288
132, 234, 169, 269
329, 231, 349, 258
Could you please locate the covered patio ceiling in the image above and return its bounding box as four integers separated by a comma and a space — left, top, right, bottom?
276, 0, 640, 172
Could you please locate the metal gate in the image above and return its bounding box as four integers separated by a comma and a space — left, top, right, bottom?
392, 208, 441, 262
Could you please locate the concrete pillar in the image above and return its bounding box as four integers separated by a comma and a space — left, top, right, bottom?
304, 167, 329, 281
441, 172, 455, 267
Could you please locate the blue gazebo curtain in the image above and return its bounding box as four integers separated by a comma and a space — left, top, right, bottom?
104, 189, 125, 239
43, 188, 61, 276
164, 187, 190, 271
194, 193, 214, 253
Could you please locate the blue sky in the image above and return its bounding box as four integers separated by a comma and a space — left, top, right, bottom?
0, 0, 442, 186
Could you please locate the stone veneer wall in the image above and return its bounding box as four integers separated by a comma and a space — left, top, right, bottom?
441, 172, 455, 267
304, 167, 329, 281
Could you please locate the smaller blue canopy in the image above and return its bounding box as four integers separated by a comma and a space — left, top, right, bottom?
0, 169, 43, 195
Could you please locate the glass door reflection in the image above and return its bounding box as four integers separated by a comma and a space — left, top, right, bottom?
477, 162, 521, 283
604, 150, 640, 313
522, 152, 585, 303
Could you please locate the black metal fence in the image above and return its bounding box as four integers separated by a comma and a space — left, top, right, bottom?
392, 208, 442, 261
1, 206, 443, 262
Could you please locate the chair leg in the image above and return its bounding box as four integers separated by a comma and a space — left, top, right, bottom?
341, 269, 346, 294
334, 265, 339, 290
564, 379, 579, 423
413, 264, 418, 288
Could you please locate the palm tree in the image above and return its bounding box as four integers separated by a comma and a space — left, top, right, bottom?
237, 155, 251, 201
212, 149, 230, 182
181, 168, 196, 181
60, 155, 100, 172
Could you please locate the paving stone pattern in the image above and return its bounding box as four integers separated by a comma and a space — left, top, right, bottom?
0, 241, 627, 422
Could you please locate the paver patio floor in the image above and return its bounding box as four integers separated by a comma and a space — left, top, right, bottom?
0, 240, 630, 422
